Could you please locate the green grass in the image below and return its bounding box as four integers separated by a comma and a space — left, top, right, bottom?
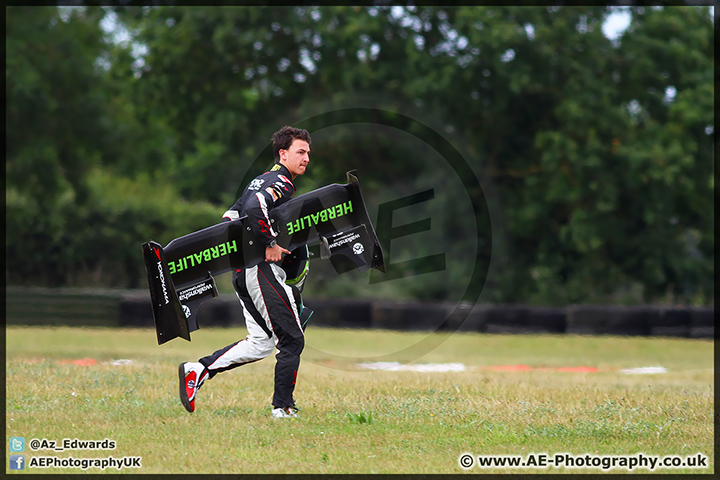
5, 326, 715, 474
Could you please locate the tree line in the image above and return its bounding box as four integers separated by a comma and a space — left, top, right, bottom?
6, 6, 714, 305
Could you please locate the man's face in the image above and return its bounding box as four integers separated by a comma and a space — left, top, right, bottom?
279, 139, 310, 178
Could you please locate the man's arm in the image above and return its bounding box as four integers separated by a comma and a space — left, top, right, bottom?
245, 188, 279, 244
265, 243, 291, 263
221, 209, 240, 222
245, 178, 293, 262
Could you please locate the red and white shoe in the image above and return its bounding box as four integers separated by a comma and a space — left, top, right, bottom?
272, 406, 298, 419
178, 362, 209, 413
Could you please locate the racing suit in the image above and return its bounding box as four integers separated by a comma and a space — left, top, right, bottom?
197, 164, 304, 410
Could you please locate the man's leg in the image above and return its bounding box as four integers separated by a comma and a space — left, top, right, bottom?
197, 270, 276, 373
179, 270, 275, 412
248, 262, 305, 411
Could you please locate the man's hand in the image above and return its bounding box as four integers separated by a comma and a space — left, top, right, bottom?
265, 244, 291, 263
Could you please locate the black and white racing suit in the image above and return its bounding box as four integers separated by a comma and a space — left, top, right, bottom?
197, 164, 304, 410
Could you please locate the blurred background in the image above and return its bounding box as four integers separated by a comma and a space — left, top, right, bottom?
6, 6, 714, 330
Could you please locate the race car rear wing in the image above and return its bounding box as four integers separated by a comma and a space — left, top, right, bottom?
142, 170, 384, 345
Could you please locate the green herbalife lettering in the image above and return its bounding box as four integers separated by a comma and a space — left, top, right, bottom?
168, 240, 237, 275
286, 200, 353, 235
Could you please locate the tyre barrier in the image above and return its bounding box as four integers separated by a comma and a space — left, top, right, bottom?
119, 298, 714, 338
651, 307, 692, 337
484, 304, 529, 334
118, 293, 153, 327
438, 302, 487, 332
371, 300, 451, 331
690, 307, 714, 339
566, 305, 658, 336
6, 287, 122, 328
4, 287, 714, 339
307, 298, 373, 329
118, 292, 244, 329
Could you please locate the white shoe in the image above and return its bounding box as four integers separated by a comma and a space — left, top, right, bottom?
272, 406, 298, 419
178, 362, 209, 413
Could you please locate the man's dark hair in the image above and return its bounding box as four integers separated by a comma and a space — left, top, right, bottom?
272, 126, 311, 163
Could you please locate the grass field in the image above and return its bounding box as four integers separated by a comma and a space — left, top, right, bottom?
5, 325, 715, 474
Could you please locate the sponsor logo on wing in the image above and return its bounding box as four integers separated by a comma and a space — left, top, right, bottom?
151, 247, 171, 305
178, 281, 214, 301
157, 261, 170, 305
328, 233, 361, 250
353, 243, 365, 255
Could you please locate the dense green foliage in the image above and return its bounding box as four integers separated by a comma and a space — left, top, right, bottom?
6, 6, 714, 304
